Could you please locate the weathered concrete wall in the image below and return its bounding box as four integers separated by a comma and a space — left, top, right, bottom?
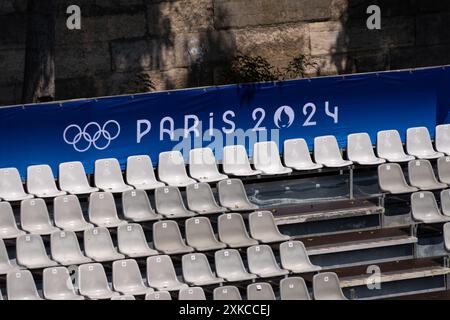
0, 0, 449, 106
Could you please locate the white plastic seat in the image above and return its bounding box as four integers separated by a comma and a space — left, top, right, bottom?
253, 141, 292, 175
283, 138, 323, 170
158, 151, 196, 187
111, 295, 136, 300
279, 241, 321, 273
88, 192, 127, 228
213, 286, 242, 300
153, 220, 194, 255
406, 127, 443, 159
411, 191, 449, 224
84, 227, 125, 262
247, 245, 289, 278
347, 133, 385, 165
117, 224, 158, 258
378, 163, 418, 194
182, 253, 223, 286
155, 186, 196, 218
222, 145, 262, 176
94, 158, 133, 193
185, 217, 226, 251
189, 148, 228, 183
408, 160, 447, 190
314, 135, 353, 168
218, 179, 258, 211
146, 255, 188, 291
7, 270, 43, 300
280, 277, 310, 300
126, 155, 165, 190
215, 249, 257, 282
78, 263, 120, 300
0, 168, 33, 201
43, 267, 85, 300
0, 239, 17, 275
122, 189, 162, 222
441, 189, 450, 216
438, 157, 450, 184
247, 283, 276, 300
112, 259, 154, 296
218, 213, 258, 248
20, 198, 60, 235
377, 130, 415, 162
313, 272, 347, 300
0, 202, 25, 239
59, 161, 98, 195
145, 291, 172, 300
179, 287, 206, 300
443, 222, 450, 252
54, 195, 93, 232
248, 211, 290, 243
51, 230, 92, 265
436, 124, 450, 155
186, 182, 227, 214
27, 164, 66, 198
16, 234, 58, 269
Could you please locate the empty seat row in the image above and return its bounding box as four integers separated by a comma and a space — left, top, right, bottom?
0, 181, 258, 238
4, 267, 344, 300
411, 190, 450, 224
378, 158, 449, 194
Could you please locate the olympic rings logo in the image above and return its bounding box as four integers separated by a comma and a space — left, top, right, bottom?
63, 120, 121, 152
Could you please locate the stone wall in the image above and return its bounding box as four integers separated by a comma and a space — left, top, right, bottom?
0, 0, 449, 106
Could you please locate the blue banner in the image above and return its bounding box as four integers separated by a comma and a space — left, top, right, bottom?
1, 66, 449, 177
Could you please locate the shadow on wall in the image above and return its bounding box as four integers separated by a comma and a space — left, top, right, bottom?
329, 0, 450, 75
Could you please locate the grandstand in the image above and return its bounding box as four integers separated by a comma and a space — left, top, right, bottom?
2, 123, 450, 300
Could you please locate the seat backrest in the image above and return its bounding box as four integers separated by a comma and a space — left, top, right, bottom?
313, 272, 347, 300
16, 234, 49, 264
248, 211, 281, 239
59, 161, 90, 190
347, 133, 376, 161
222, 145, 252, 174
283, 138, 314, 167
153, 220, 186, 251
146, 255, 179, 286
378, 163, 409, 191
436, 124, 450, 153
126, 155, 158, 185
27, 164, 58, 193
51, 230, 84, 259
112, 259, 146, 290
0, 201, 20, 233
247, 245, 280, 273
411, 191, 441, 218
54, 195, 86, 226
280, 277, 310, 300
84, 227, 116, 255
145, 291, 172, 300
88, 192, 119, 221
213, 286, 242, 300
43, 267, 78, 298
186, 182, 219, 211
78, 263, 110, 295
155, 186, 187, 212
182, 253, 215, 282
279, 240, 313, 269
314, 135, 343, 164
117, 223, 150, 252
441, 189, 450, 214
179, 287, 206, 300
218, 213, 251, 242
438, 156, 450, 182
158, 151, 189, 181
407, 127, 435, 155
377, 129, 405, 157
247, 283, 275, 300
122, 189, 155, 219
214, 249, 248, 277
20, 198, 53, 229
7, 270, 41, 300
443, 222, 450, 251
408, 159, 439, 185
0, 167, 26, 197
95, 158, 125, 187
185, 217, 218, 246
189, 147, 220, 177
253, 141, 283, 169
218, 179, 251, 206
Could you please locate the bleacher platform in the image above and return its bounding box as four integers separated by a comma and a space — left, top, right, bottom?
2, 125, 450, 300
